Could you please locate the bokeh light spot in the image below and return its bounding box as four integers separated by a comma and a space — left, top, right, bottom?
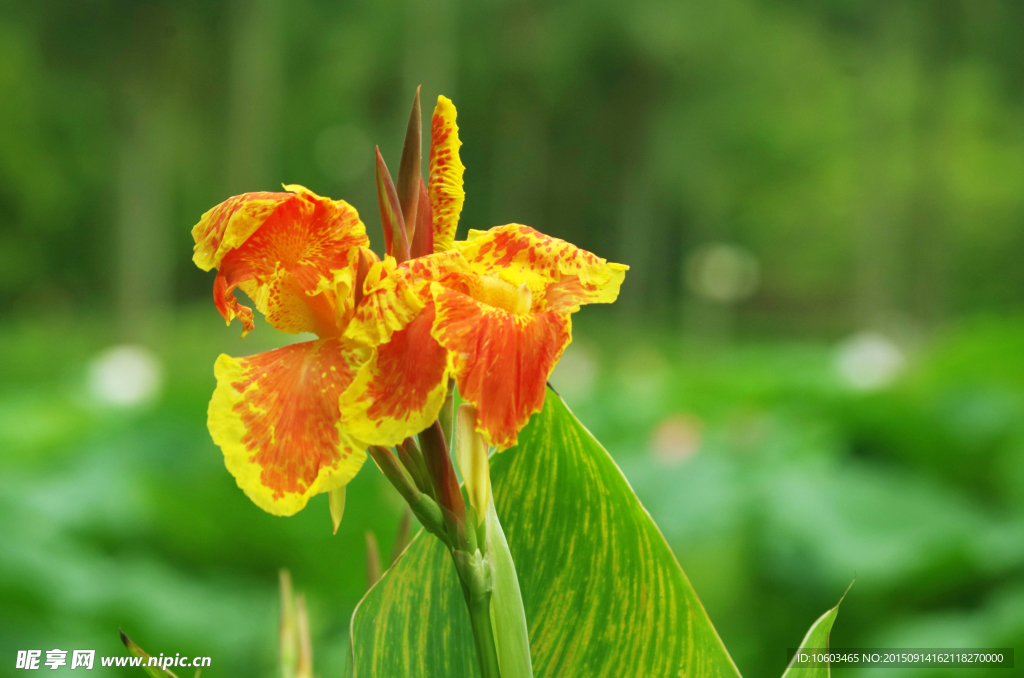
650, 413, 703, 466
87, 345, 163, 407
835, 332, 905, 391
685, 243, 760, 304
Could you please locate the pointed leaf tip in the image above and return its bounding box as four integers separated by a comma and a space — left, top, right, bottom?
781, 585, 851, 678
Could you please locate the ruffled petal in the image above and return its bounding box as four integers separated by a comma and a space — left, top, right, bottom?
340, 305, 450, 446
192, 191, 296, 272
428, 96, 465, 253
456, 224, 628, 313
208, 338, 370, 516
430, 284, 572, 449
211, 186, 369, 336
345, 249, 471, 347
213, 268, 255, 336
344, 266, 429, 348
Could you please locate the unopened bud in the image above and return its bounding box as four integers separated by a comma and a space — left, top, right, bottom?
456, 404, 491, 526
329, 485, 346, 535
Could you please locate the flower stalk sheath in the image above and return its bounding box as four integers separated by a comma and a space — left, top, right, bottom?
367, 445, 448, 546
395, 437, 432, 496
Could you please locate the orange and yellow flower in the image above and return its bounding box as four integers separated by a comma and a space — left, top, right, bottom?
340, 97, 627, 450
341, 225, 626, 449
192, 185, 373, 516
191, 94, 626, 519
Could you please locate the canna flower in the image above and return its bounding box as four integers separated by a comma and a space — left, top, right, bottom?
340, 97, 627, 450
192, 185, 375, 516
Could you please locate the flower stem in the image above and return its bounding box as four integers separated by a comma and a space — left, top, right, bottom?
452, 549, 502, 678
468, 593, 502, 678
375, 417, 512, 677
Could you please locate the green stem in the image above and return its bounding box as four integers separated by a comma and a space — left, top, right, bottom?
452, 550, 501, 678
378, 414, 515, 678
467, 593, 501, 678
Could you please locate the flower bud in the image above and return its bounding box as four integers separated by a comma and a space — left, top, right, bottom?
456, 404, 491, 526
329, 485, 346, 535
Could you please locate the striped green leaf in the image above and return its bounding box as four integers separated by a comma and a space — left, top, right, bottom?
781, 588, 849, 678
350, 389, 742, 677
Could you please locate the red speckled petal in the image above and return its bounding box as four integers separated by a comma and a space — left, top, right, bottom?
340, 305, 450, 446
192, 191, 295, 272
208, 338, 370, 516
345, 249, 470, 347
430, 284, 572, 449
456, 224, 628, 313
209, 186, 368, 336
428, 96, 465, 253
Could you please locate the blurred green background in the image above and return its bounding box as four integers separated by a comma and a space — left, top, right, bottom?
2, 0, 1024, 676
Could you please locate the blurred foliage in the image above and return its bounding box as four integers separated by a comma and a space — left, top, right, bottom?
2, 0, 1024, 676
556, 313, 1024, 677
3, 309, 1024, 676
2, 0, 1024, 331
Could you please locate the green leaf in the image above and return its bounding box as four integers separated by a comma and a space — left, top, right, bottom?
781, 586, 850, 678
485, 500, 533, 678
350, 389, 742, 677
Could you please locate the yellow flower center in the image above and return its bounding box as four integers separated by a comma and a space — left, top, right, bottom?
475, 276, 532, 315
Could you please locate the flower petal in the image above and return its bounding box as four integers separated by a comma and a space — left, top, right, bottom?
208, 338, 369, 516
428, 96, 465, 253
430, 284, 572, 449
457, 224, 628, 313
345, 249, 470, 347
212, 186, 368, 336
340, 305, 450, 446
344, 267, 428, 348
213, 268, 256, 336
192, 191, 296, 272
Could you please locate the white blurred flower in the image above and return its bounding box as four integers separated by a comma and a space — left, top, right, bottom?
87, 345, 163, 407
835, 332, 905, 391
685, 242, 760, 304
